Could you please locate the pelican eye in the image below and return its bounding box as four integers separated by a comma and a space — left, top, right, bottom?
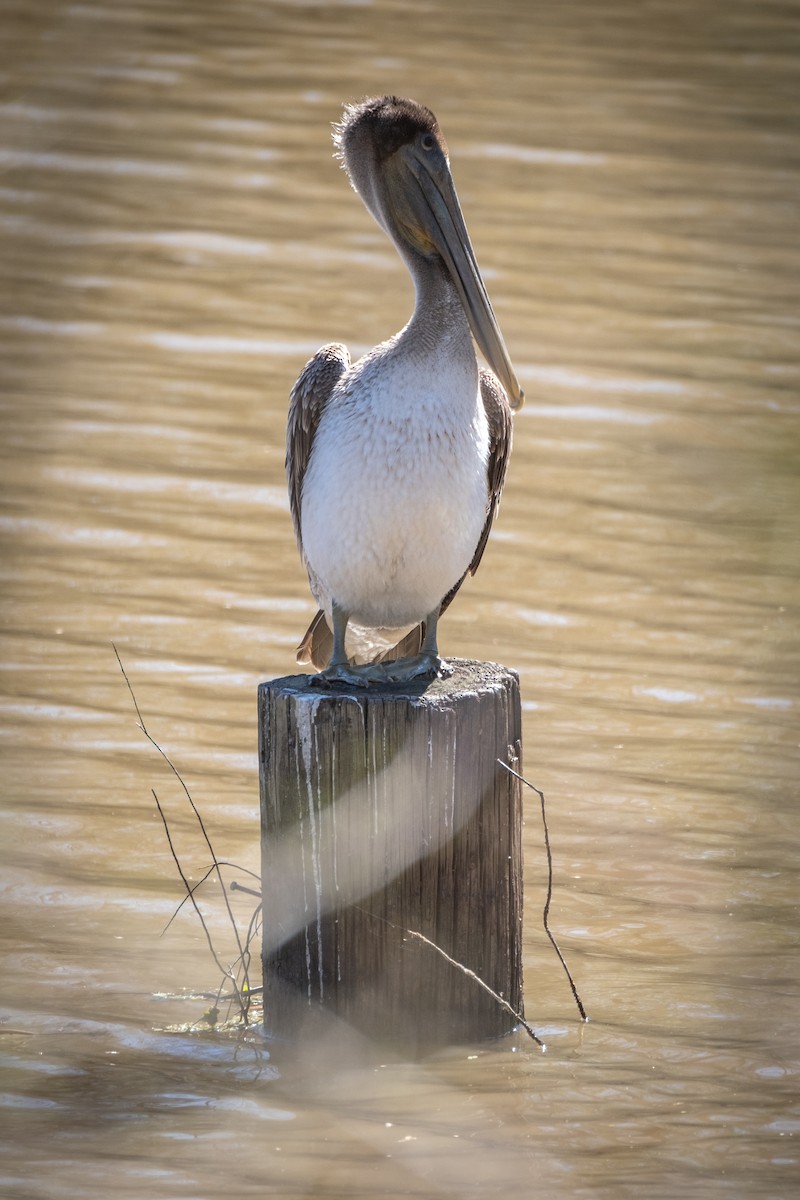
420, 133, 436, 151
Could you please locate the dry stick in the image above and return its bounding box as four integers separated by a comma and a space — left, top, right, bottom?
114, 644, 251, 997
241, 901, 263, 992
195, 890, 261, 1014
204, 885, 261, 1021
160, 862, 228, 937
191, 975, 228, 1031
163, 862, 262, 935
152, 790, 245, 1018
499, 761, 588, 1022
354, 907, 545, 1050
244, 902, 262, 953
207, 902, 263, 1021
405, 929, 546, 1050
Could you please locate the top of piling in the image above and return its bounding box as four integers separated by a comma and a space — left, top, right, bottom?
259, 658, 519, 707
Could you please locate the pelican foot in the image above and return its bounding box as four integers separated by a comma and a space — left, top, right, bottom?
310, 661, 390, 689
383, 653, 453, 684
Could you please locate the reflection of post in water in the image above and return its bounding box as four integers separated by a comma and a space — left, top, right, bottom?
258, 660, 523, 1051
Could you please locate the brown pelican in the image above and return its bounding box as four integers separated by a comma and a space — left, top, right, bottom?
287, 95, 523, 686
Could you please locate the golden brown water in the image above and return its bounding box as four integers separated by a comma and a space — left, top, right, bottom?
1, 1, 798, 1196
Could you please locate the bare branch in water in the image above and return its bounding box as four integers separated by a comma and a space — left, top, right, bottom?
499, 761, 588, 1022
162, 862, 262, 935
153, 790, 245, 1018
240, 901, 262, 994
404, 929, 546, 1049
355, 906, 545, 1049
114, 644, 256, 1019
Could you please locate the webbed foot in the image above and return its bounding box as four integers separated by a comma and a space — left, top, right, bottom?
310, 661, 390, 689
382, 653, 453, 684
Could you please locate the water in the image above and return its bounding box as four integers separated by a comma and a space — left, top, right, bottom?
1, 0, 798, 1196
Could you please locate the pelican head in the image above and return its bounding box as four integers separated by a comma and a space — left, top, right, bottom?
334, 95, 524, 411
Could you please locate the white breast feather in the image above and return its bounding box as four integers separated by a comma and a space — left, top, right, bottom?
300, 336, 489, 635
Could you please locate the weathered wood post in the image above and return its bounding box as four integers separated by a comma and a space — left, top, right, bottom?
258, 658, 523, 1052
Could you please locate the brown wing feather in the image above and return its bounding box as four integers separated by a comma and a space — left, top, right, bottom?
287, 343, 350, 668
286, 342, 350, 550
296, 608, 332, 669
440, 368, 513, 616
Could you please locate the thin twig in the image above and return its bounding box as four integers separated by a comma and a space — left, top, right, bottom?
114, 644, 252, 1002
205, 985, 264, 1003
161, 862, 220, 936
110, 648, 247, 984
241, 901, 263, 997
152, 790, 246, 1018
499, 761, 588, 1022
354, 906, 545, 1049
404, 929, 546, 1049
162, 862, 262, 935
191, 975, 228, 1031
208, 902, 262, 1023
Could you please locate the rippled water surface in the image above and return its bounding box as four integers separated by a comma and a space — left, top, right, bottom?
1, 1, 799, 1197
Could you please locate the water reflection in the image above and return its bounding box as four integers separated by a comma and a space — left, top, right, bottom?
1, 0, 799, 1196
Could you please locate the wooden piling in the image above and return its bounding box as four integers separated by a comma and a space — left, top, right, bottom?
258, 658, 523, 1051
